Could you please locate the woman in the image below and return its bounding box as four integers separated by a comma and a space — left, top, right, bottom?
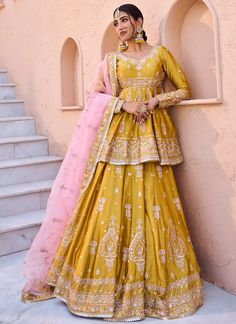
22, 4, 203, 321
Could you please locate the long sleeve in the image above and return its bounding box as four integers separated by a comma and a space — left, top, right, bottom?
156, 46, 190, 108
89, 60, 124, 113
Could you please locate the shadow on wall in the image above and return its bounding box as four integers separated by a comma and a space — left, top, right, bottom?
171, 106, 235, 294
163, 0, 235, 294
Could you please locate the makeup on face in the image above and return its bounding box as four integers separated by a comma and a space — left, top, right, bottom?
113, 12, 138, 41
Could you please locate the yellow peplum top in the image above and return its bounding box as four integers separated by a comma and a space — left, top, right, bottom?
99, 45, 190, 165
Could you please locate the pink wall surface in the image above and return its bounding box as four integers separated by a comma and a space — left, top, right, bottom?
0, 0, 236, 293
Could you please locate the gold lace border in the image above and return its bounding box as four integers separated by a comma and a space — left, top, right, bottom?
99, 135, 183, 165
46, 273, 203, 320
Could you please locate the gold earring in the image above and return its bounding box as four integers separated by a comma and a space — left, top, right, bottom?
119, 41, 128, 51
135, 26, 144, 43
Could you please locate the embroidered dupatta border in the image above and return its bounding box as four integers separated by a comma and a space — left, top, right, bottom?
79, 52, 118, 200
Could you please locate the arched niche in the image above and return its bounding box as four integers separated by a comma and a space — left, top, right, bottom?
60, 37, 84, 110
101, 23, 119, 59
162, 0, 222, 105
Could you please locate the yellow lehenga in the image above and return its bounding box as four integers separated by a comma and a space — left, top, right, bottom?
46, 45, 203, 321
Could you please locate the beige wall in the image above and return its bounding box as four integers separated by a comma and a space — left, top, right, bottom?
0, 0, 236, 293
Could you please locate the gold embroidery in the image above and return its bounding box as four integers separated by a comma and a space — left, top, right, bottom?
140, 121, 146, 133
114, 99, 125, 113
79, 97, 118, 199
156, 137, 183, 165
156, 164, 163, 178
46, 259, 203, 321
159, 249, 166, 264
108, 52, 119, 96
115, 166, 121, 174
118, 77, 159, 89
129, 218, 145, 274
157, 88, 189, 108
124, 203, 132, 218
99, 135, 183, 165
173, 197, 182, 211
167, 219, 187, 271
98, 216, 119, 271
60, 216, 77, 250
161, 122, 167, 136
153, 205, 161, 220
118, 120, 125, 133
97, 197, 106, 212
89, 241, 97, 255
122, 247, 129, 262
135, 165, 143, 178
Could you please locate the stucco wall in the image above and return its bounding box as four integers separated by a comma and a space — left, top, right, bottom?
0, 0, 235, 293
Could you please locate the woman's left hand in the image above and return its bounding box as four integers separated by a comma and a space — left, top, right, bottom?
145, 96, 159, 113
133, 97, 159, 124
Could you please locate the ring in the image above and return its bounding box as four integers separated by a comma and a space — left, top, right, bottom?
139, 104, 147, 114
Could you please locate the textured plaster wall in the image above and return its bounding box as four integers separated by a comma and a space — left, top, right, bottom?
0, 0, 235, 293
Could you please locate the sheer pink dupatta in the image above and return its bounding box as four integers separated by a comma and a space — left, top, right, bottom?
22, 53, 118, 301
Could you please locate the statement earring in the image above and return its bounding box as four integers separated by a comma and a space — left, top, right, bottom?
119, 41, 128, 51
135, 26, 144, 43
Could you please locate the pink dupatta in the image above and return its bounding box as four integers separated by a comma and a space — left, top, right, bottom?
22, 53, 119, 302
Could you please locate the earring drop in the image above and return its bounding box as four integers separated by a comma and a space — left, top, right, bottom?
135, 26, 144, 43
119, 41, 128, 51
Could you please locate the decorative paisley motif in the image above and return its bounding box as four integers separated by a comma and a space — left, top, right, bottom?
129, 218, 145, 274
167, 219, 187, 271
98, 216, 119, 271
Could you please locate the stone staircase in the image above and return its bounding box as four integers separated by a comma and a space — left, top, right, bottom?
0, 69, 63, 256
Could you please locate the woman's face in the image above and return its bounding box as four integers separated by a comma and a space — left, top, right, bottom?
113, 11, 141, 42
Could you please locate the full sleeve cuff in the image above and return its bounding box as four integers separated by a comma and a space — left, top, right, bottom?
114, 99, 125, 113
156, 88, 190, 108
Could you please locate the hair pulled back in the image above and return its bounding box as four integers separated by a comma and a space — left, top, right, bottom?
113, 4, 147, 41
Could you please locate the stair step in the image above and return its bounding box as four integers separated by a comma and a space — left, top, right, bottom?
0, 180, 53, 217
0, 99, 24, 103
0, 84, 16, 100
0, 70, 8, 83
0, 116, 35, 137
0, 83, 15, 86
0, 210, 45, 256
0, 135, 47, 144
0, 99, 24, 117
0, 155, 63, 187
0, 135, 48, 160
0, 116, 33, 121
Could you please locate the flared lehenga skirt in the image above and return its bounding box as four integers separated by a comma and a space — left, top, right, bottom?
46, 161, 203, 321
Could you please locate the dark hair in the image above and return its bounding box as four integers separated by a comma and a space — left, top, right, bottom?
113, 4, 147, 41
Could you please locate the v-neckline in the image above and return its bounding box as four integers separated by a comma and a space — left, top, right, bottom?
117, 46, 157, 63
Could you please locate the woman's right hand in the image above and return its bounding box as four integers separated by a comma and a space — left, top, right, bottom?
122, 101, 151, 124
122, 101, 144, 116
